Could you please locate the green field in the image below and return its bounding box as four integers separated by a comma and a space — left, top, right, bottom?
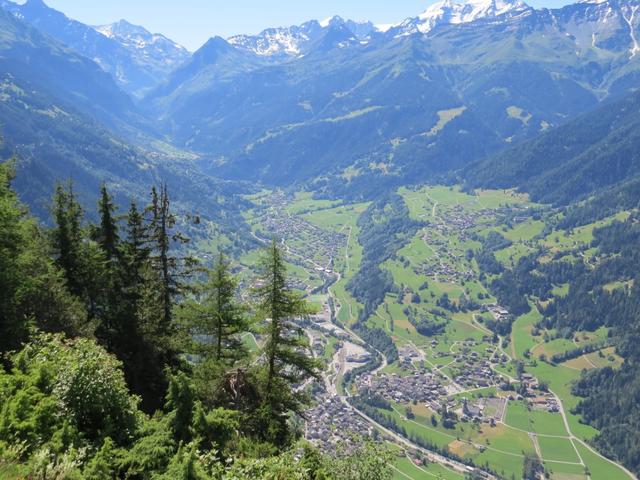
241, 333, 260, 353
510, 307, 543, 360
538, 436, 581, 464
236, 187, 634, 479
392, 455, 464, 480
545, 461, 588, 480
503, 401, 570, 438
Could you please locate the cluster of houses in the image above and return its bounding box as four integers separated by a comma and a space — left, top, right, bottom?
517, 373, 560, 412
256, 193, 346, 275
354, 372, 447, 404
452, 354, 500, 389
426, 204, 478, 238
305, 395, 372, 451
415, 257, 476, 284
528, 395, 560, 413
398, 345, 423, 367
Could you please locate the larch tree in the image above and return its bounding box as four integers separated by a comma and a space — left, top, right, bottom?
179, 252, 249, 366
253, 240, 319, 445
146, 184, 195, 334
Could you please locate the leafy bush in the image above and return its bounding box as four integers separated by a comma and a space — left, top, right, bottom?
0, 333, 139, 454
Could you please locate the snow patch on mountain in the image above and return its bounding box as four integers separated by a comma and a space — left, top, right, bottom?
95, 20, 189, 60
375, 23, 395, 33
319, 16, 334, 28
229, 16, 375, 56
228, 25, 315, 56
392, 0, 531, 35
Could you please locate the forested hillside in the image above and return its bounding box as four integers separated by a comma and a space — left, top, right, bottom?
464, 90, 640, 206
461, 91, 640, 474
1, 0, 640, 478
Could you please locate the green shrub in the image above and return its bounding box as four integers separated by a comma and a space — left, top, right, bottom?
0, 333, 140, 454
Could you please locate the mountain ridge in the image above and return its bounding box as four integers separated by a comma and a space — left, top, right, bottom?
0, 6, 251, 250
0, 0, 189, 97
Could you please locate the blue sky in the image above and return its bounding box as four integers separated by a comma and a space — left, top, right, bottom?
34, 0, 574, 51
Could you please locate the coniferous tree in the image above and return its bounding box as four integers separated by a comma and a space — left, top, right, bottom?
119, 200, 151, 341
147, 184, 195, 334
51, 181, 108, 327
0, 160, 29, 351
92, 184, 123, 348
119, 200, 150, 343
0, 165, 404, 479
131, 260, 172, 412
0, 162, 86, 350
51, 181, 85, 297
124, 201, 149, 283
123, 184, 196, 411
179, 253, 249, 366
150, 185, 172, 330
96, 183, 120, 263
253, 240, 319, 446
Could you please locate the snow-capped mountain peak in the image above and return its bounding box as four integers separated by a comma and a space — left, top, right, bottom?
228, 16, 375, 57
95, 19, 152, 42
95, 19, 187, 53
228, 23, 320, 57
419, 0, 528, 21
319, 15, 342, 28
93, 19, 189, 73
396, 0, 530, 35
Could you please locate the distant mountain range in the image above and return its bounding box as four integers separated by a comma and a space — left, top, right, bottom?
142, 0, 640, 198
228, 17, 376, 57
0, 0, 640, 210
0, 5, 249, 248
227, 0, 531, 57
0, 0, 189, 98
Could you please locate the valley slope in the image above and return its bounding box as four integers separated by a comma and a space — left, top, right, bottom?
464, 89, 640, 206
0, 6, 249, 246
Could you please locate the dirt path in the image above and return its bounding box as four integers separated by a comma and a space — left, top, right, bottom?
530, 433, 542, 459
573, 337, 598, 370
425, 192, 439, 219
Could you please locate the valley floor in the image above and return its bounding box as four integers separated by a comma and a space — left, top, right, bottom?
216, 185, 635, 480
